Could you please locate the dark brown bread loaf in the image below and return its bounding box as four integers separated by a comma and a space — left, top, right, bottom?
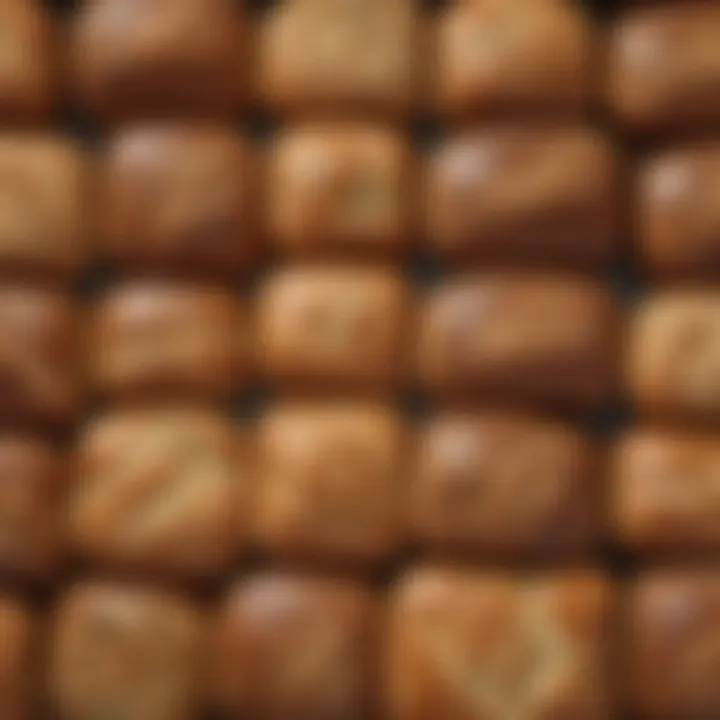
628, 572, 720, 719
0, 435, 65, 580
90, 281, 247, 402
426, 126, 618, 269
0, 595, 35, 719
212, 573, 379, 719
609, 4, 720, 135
417, 274, 619, 411
0, 0, 55, 124
0, 286, 80, 428
102, 126, 255, 276
72, 0, 245, 123
410, 413, 598, 559
638, 143, 720, 280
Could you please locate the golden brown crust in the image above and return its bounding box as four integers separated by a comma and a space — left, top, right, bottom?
269, 125, 413, 260
426, 127, 618, 268
613, 430, 720, 553
258, 267, 412, 395
417, 275, 618, 410
410, 413, 597, 558
0, 0, 55, 123
608, 4, 720, 134
49, 581, 201, 720
90, 282, 247, 401
211, 574, 378, 719
258, 0, 416, 120
68, 409, 246, 579
387, 568, 612, 720
0, 286, 80, 427
256, 403, 404, 568
638, 144, 720, 280
436, 0, 596, 122
0, 136, 88, 281
626, 292, 720, 421
72, 0, 245, 123
0, 596, 34, 719
628, 572, 720, 718
0, 435, 65, 580
102, 126, 255, 275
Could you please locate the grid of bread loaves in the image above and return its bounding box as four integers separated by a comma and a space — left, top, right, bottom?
3, 0, 720, 718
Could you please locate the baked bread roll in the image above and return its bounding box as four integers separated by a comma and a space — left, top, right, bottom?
417, 274, 618, 410
68, 409, 247, 579
50, 582, 202, 720
256, 403, 403, 568
387, 567, 612, 719
212, 573, 378, 719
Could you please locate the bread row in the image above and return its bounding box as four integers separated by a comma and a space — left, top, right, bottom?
9, 273, 720, 424
6, 125, 720, 279
8, 401, 720, 581
7, 569, 720, 718
2, 0, 720, 131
